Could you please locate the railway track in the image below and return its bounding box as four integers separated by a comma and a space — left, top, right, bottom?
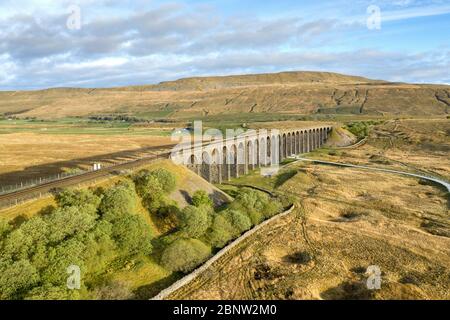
0, 144, 175, 209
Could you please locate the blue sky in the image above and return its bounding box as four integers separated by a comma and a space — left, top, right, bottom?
0, 0, 449, 89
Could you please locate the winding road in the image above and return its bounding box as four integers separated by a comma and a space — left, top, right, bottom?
295, 157, 450, 192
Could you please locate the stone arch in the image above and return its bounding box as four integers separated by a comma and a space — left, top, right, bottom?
282, 134, 287, 159
186, 153, 200, 175
266, 136, 271, 166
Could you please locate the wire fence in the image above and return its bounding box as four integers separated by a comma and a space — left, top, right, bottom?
0, 171, 89, 195
0, 153, 164, 211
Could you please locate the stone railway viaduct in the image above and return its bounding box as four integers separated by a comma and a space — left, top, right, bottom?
171, 126, 333, 184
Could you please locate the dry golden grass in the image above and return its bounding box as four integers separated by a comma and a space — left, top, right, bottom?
1, 72, 449, 119
310, 119, 450, 180
167, 164, 449, 300
165, 119, 449, 300
0, 132, 173, 185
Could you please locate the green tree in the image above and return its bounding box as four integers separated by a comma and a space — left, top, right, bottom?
99, 181, 138, 222
41, 237, 87, 286
0, 218, 11, 239
224, 209, 252, 235
261, 200, 283, 219
191, 190, 213, 208
148, 168, 176, 193
206, 215, 234, 248
133, 171, 166, 212
177, 205, 212, 238
55, 188, 101, 216
160, 238, 211, 273
45, 206, 96, 244
2, 228, 33, 260
0, 259, 40, 299
24, 284, 81, 300
111, 215, 153, 256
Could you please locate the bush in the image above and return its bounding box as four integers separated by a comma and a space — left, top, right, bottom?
160, 238, 211, 273
231, 188, 270, 213
192, 190, 213, 208
345, 122, 370, 140
177, 205, 212, 238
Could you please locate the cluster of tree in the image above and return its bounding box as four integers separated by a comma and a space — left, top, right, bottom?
88, 115, 149, 123
0, 166, 285, 299
0, 180, 154, 300
345, 121, 383, 140
159, 188, 283, 273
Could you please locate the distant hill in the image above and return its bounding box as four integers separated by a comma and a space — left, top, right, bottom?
0, 71, 449, 119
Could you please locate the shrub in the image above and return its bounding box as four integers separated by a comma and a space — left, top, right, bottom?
160, 238, 211, 273
232, 188, 270, 213
177, 205, 212, 238
192, 190, 213, 208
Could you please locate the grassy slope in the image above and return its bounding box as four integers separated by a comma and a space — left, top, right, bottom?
1, 71, 449, 119
0, 160, 233, 298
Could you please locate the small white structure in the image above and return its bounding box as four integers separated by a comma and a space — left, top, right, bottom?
93, 163, 102, 171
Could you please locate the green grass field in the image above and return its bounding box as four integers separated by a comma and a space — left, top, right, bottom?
0, 118, 172, 136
